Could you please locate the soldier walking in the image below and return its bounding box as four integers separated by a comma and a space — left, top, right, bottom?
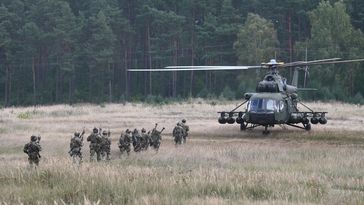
140, 128, 150, 151
150, 123, 165, 151
172, 122, 184, 145
118, 129, 131, 155
69, 129, 85, 163
132, 129, 142, 152
23, 135, 42, 166
100, 130, 111, 160
180, 119, 189, 143
87, 127, 102, 161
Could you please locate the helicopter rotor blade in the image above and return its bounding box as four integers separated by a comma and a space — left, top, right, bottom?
280, 58, 341, 67
307, 58, 364, 65
128, 65, 262, 72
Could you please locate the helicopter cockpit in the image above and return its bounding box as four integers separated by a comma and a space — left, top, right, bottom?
247, 98, 285, 113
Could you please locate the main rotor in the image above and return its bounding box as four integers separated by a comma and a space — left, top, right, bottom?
128, 58, 364, 72
261, 59, 284, 74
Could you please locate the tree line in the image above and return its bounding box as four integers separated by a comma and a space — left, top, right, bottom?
1, 0, 364, 106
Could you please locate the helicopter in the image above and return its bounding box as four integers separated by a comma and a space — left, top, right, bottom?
128, 58, 364, 134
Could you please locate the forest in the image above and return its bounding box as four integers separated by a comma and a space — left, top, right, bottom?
1, 0, 364, 106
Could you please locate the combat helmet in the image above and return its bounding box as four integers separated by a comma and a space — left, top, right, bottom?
31, 135, 37, 141
182, 119, 186, 123
93, 127, 98, 133
141, 128, 146, 133
126, 129, 131, 133
102, 130, 108, 135
74, 132, 80, 137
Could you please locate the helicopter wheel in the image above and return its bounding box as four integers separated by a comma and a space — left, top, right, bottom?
304, 123, 311, 131
262, 126, 270, 135
240, 123, 247, 131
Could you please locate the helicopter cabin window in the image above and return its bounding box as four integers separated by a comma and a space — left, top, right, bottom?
248, 99, 279, 112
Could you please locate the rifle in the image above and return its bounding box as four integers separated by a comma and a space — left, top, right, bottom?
80, 128, 85, 142
160, 127, 165, 133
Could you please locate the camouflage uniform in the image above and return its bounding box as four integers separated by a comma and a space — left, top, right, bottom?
87, 128, 102, 161
69, 130, 84, 163
180, 119, 189, 143
100, 130, 111, 160
172, 123, 185, 145
23, 135, 42, 166
140, 128, 151, 151
118, 129, 131, 155
150, 124, 165, 151
132, 129, 142, 152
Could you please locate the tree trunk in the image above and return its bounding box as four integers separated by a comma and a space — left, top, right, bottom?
172, 39, 178, 98
190, 9, 195, 97
55, 56, 59, 102
108, 63, 112, 103
68, 77, 72, 105
4, 64, 9, 106
88, 66, 92, 102
32, 57, 37, 105
147, 24, 152, 95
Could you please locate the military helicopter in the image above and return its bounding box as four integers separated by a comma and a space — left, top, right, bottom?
129, 58, 364, 134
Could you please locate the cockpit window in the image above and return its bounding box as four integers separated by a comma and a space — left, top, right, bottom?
248, 99, 279, 112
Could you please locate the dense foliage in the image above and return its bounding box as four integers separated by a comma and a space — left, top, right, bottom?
0, 0, 364, 106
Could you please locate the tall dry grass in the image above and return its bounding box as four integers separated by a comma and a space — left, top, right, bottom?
0, 101, 363, 204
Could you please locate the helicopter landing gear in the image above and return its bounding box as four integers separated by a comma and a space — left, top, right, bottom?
262, 126, 270, 135
240, 123, 247, 131
304, 123, 311, 131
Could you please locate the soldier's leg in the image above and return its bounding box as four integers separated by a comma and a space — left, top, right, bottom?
90, 148, 95, 161
34, 157, 40, 166
126, 146, 131, 155
28, 157, 33, 166
96, 150, 101, 161
79, 151, 83, 163
106, 147, 111, 160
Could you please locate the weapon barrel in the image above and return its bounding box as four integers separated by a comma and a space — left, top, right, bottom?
160, 128, 165, 133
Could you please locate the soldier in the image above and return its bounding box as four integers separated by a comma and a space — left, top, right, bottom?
118, 129, 132, 155
172, 122, 184, 145
23, 135, 42, 166
132, 129, 142, 152
180, 119, 189, 143
100, 130, 111, 160
150, 123, 165, 151
69, 129, 85, 163
87, 127, 102, 161
140, 128, 150, 151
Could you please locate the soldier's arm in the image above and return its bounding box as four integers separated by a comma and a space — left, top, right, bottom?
23, 144, 29, 154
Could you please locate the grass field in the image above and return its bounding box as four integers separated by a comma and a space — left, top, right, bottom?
0, 100, 363, 204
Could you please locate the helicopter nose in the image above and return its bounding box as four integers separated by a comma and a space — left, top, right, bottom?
249, 112, 275, 125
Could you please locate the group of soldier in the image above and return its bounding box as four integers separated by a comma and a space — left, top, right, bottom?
172, 119, 189, 145
118, 123, 165, 155
23, 122, 169, 166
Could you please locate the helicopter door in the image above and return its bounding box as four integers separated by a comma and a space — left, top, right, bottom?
271, 100, 287, 123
